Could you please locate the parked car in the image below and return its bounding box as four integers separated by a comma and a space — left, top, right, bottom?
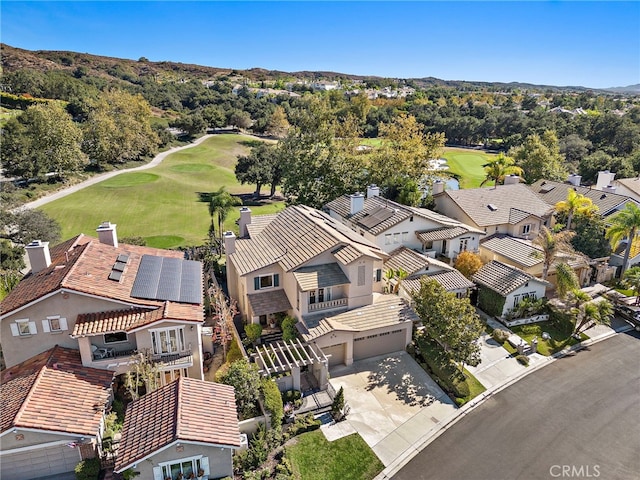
614, 304, 640, 331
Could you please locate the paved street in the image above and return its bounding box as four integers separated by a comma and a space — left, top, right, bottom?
393, 331, 640, 480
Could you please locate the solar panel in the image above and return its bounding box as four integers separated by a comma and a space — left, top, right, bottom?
117, 254, 130, 263
113, 261, 127, 272
358, 206, 396, 229
131, 255, 202, 304
108, 270, 123, 282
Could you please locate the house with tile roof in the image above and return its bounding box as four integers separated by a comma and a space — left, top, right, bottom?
0, 346, 114, 479
224, 205, 415, 367
384, 246, 474, 299
0, 222, 205, 386
479, 235, 590, 290
433, 184, 554, 240
473, 261, 550, 317
114, 377, 240, 480
324, 186, 484, 262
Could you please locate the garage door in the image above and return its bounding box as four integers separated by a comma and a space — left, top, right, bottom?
1, 443, 80, 479
353, 329, 407, 361
322, 343, 346, 367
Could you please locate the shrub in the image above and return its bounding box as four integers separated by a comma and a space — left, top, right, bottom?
245, 323, 263, 343
331, 386, 345, 417
289, 413, 321, 436
281, 316, 298, 341
491, 329, 510, 344
516, 354, 530, 366
74, 458, 101, 480
415, 336, 470, 398
262, 378, 284, 424
226, 336, 243, 363
282, 389, 303, 408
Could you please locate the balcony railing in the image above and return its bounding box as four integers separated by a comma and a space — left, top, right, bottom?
308, 297, 348, 312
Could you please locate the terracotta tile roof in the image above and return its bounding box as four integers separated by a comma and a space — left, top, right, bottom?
403, 270, 475, 294
293, 263, 350, 290
230, 205, 384, 276
324, 195, 480, 235
1, 235, 200, 319
529, 179, 636, 216
115, 377, 240, 472
301, 296, 417, 341
473, 261, 548, 295
0, 346, 113, 436
385, 246, 453, 277
416, 226, 469, 243
481, 236, 543, 268
72, 307, 165, 337
437, 184, 553, 228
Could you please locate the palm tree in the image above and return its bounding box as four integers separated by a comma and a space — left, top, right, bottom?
623, 266, 640, 305
532, 226, 576, 281
480, 153, 523, 189
555, 188, 597, 230
209, 187, 242, 246
606, 202, 640, 276
568, 289, 613, 335
554, 262, 580, 299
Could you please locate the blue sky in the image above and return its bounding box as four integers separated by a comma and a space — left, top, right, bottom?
2, 1, 639, 88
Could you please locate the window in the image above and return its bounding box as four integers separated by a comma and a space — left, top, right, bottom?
42, 316, 68, 333
401, 231, 409, 243
155, 455, 209, 480
157, 367, 189, 386
254, 273, 279, 290
375, 268, 382, 282
459, 237, 469, 252
10, 319, 36, 337
150, 327, 186, 355
521, 224, 532, 235
357, 265, 366, 286
393, 233, 400, 244
309, 290, 316, 305
513, 292, 538, 307
384, 234, 392, 245
104, 332, 127, 343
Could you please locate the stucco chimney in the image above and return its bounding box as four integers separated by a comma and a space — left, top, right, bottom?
432, 180, 445, 195
224, 231, 236, 255
567, 174, 582, 186
367, 184, 380, 198
26, 240, 51, 273
96, 222, 118, 248
238, 207, 252, 238
503, 174, 521, 185
349, 193, 364, 215
603, 185, 617, 194
595, 171, 616, 191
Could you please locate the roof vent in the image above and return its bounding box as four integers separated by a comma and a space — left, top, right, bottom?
108, 254, 129, 282
487, 204, 498, 211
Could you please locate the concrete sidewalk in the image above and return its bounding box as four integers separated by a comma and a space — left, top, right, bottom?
373, 319, 633, 479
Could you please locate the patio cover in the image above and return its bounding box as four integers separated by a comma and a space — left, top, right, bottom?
247, 289, 291, 317
253, 339, 328, 376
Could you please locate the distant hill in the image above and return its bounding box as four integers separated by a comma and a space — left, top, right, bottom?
605, 84, 640, 94
0, 43, 623, 94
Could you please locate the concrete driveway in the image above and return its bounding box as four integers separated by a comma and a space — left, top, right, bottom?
326, 351, 457, 466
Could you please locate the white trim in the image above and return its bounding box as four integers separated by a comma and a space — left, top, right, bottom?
127, 319, 197, 335
0, 426, 95, 438
114, 439, 236, 473
0, 439, 75, 455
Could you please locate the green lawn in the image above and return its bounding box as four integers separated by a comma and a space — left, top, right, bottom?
510, 322, 588, 356
40, 134, 285, 248
286, 430, 384, 480
442, 147, 495, 189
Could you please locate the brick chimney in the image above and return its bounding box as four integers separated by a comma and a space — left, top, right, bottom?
349, 193, 364, 215
96, 222, 118, 248
367, 184, 380, 199
224, 231, 236, 255
238, 207, 252, 238
26, 240, 51, 273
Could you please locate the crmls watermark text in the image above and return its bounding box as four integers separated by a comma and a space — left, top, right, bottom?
549, 465, 601, 478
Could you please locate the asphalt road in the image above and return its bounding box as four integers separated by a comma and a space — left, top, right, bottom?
393, 331, 640, 480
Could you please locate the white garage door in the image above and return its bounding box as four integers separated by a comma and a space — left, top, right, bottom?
322, 343, 346, 367
1, 444, 80, 479
353, 329, 407, 361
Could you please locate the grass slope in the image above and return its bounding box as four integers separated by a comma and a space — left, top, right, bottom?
40, 134, 284, 248
286, 430, 384, 480
442, 147, 495, 189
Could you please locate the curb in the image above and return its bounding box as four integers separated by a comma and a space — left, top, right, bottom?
374, 325, 633, 479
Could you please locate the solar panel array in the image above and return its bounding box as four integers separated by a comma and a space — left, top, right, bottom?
108, 254, 129, 282
358, 206, 395, 229
131, 255, 202, 304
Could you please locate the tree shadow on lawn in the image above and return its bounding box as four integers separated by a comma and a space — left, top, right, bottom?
364, 356, 436, 408
196, 191, 281, 206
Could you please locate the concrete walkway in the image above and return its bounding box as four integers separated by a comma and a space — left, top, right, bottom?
15, 134, 215, 211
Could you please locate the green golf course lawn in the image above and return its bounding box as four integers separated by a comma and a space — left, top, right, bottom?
442, 147, 495, 189
40, 134, 284, 249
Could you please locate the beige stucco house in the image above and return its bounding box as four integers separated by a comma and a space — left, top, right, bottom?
0, 346, 114, 479
324, 185, 483, 262
224, 205, 415, 367
114, 377, 240, 480
0, 222, 205, 384
434, 184, 554, 240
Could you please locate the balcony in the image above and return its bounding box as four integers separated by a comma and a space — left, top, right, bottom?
308, 297, 348, 312
151, 351, 194, 367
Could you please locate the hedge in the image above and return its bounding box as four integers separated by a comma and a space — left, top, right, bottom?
262, 378, 284, 424
477, 286, 506, 318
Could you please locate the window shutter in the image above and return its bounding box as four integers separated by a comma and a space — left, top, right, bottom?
254, 277, 260, 290
375, 269, 382, 282
200, 457, 210, 475
274, 274, 279, 287
152, 466, 163, 480
10, 324, 19, 336
42, 320, 51, 333
59, 317, 68, 331
28, 322, 38, 335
